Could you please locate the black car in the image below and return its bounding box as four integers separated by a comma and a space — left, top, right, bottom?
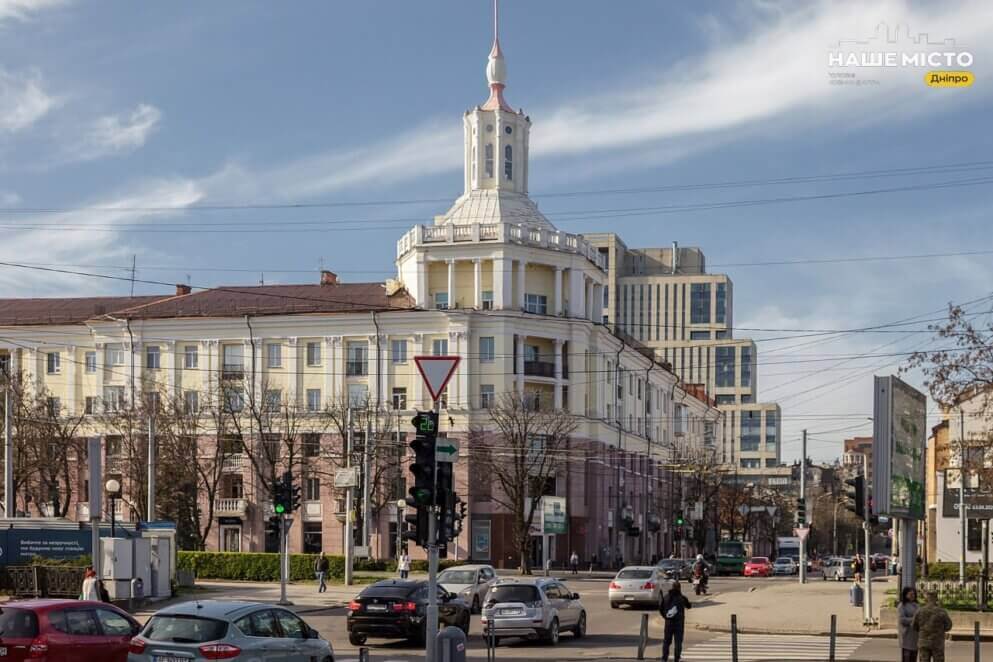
656, 558, 691, 580
346, 579, 471, 645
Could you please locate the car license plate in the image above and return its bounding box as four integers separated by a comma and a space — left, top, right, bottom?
0, 647, 6, 657
625, 595, 635, 601
499, 608, 523, 616
153, 656, 187, 662
367, 604, 387, 612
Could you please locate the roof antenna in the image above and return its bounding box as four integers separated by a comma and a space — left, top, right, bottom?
259, 272, 265, 286
493, 0, 499, 43
129, 254, 137, 296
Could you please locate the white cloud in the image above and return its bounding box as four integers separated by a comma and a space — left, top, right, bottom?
0, 0, 67, 25
0, 68, 56, 132
0, 190, 19, 205
61, 103, 162, 163
0, 178, 203, 296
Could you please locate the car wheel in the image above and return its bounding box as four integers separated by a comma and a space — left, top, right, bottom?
472, 594, 481, 614
348, 632, 367, 646
544, 618, 560, 645
573, 611, 586, 638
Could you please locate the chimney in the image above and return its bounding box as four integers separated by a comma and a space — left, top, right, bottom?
671, 241, 679, 273
320, 270, 338, 286
175, 284, 192, 296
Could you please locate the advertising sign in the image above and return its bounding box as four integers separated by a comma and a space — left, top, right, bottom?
873, 375, 927, 519
0, 529, 90, 565
542, 497, 568, 535
941, 470, 993, 519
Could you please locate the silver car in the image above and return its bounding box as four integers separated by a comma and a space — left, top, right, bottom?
480, 578, 586, 646
821, 557, 855, 582
128, 600, 334, 662
438, 564, 498, 613
609, 566, 668, 608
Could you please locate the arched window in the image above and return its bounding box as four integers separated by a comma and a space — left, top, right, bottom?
484, 144, 494, 178
504, 145, 513, 181
471, 145, 476, 181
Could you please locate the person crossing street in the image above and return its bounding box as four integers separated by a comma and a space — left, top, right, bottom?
659, 581, 692, 662
314, 551, 330, 593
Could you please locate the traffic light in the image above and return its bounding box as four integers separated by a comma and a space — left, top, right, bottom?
405, 411, 439, 549
265, 515, 281, 536
845, 475, 865, 520
272, 476, 290, 515
403, 507, 429, 548
796, 497, 807, 527
867, 496, 879, 526
674, 511, 685, 527
290, 479, 302, 512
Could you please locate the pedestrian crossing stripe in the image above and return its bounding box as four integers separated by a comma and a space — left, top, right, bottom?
682, 634, 866, 661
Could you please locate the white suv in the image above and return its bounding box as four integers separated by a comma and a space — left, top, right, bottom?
480, 578, 587, 646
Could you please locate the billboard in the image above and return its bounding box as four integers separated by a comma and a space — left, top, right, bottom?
873, 375, 927, 519
528, 496, 568, 536
941, 470, 993, 519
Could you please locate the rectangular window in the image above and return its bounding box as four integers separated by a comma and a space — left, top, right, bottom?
305, 477, 320, 502
716, 282, 727, 324
479, 336, 495, 362
105, 436, 122, 457
432, 338, 448, 356
264, 389, 281, 412
102, 386, 124, 412
391, 339, 407, 364
348, 383, 369, 407
392, 387, 407, 410
524, 293, 548, 315
184, 390, 199, 413
184, 345, 199, 369
480, 384, 495, 409
715, 394, 736, 405
681, 283, 687, 339
741, 411, 761, 452
146, 345, 160, 370
716, 330, 731, 340
220, 434, 244, 455
0, 354, 8, 373
306, 388, 322, 412
716, 346, 736, 387
434, 291, 449, 310
346, 342, 368, 376
740, 458, 760, 469
46, 352, 60, 374
306, 341, 321, 367
106, 345, 126, 366
85, 351, 97, 373
741, 345, 753, 388
765, 410, 778, 449
690, 331, 710, 340
84, 396, 96, 414
481, 290, 494, 310
663, 284, 669, 340
222, 345, 244, 377
46, 397, 61, 417
639, 284, 645, 341
484, 143, 494, 178
525, 344, 539, 362
302, 433, 320, 458
766, 459, 778, 468
266, 343, 282, 368
690, 283, 711, 324
224, 386, 244, 413
741, 393, 756, 404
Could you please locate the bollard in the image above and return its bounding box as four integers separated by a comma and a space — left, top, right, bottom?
976, 621, 981, 662
437, 625, 468, 662
637, 612, 648, 659
731, 614, 739, 662
829, 614, 836, 662
358, 647, 369, 662
485, 620, 496, 662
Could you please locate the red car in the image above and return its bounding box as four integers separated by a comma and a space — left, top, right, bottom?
743, 556, 773, 577
0, 599, 140, 662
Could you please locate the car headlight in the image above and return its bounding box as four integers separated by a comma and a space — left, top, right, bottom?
460, 588, 472, 598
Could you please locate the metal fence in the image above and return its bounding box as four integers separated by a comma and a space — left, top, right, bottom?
1, 565, 86, 598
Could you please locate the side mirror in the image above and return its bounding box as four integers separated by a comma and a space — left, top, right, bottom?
572, 593, 580, 600
308, 627, 320, 639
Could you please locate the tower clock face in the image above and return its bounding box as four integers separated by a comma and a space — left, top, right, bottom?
505, 126, 512, 134
486, 124, 494, 132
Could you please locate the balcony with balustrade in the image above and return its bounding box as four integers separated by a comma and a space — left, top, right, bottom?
397, 222, 607, 271
214, 497, 248, 518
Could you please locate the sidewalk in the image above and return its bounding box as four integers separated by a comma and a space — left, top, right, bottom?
687, 576, 899, 638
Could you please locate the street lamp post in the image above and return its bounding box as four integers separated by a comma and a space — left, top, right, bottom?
396, 498, 406, 561
105, 478, 122, 538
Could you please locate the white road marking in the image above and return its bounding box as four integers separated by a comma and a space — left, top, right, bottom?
681, 634, 866, 661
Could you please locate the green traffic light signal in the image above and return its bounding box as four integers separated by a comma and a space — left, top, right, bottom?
274, 503, 286, 514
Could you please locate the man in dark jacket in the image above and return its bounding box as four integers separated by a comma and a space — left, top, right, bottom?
912, 591, 952, 662
314, 552, 330, 593
659, 581, 692, 662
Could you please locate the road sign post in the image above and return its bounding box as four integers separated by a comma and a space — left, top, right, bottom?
413, 356, 460, 662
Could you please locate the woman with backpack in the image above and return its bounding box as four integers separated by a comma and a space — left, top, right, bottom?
659, 581, 692, 662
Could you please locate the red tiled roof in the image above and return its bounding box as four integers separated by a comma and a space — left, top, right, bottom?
0, 296, 166, 326
108, 282, 416, 320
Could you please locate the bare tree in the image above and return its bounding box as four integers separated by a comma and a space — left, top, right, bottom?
471, 393, 577, 574
21, 387, 88, 518
0, 370, 46, 516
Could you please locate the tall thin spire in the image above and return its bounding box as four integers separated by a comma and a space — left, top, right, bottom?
482, 0, 512, 111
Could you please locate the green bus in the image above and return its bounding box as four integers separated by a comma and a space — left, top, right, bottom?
717, 540, 746, 576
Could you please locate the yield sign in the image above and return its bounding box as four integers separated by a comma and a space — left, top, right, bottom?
414, 355, 461, 401
794, 527, 810, 541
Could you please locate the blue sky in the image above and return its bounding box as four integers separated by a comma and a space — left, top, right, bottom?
1, 0, 991, 461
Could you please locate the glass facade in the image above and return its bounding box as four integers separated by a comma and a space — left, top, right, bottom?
741, 345, 753, 388
690, 283, 711, 324
716, 282, 727, 324
716, 346, 736, 387
765, 410, 777, 450
740, 411, 761, 451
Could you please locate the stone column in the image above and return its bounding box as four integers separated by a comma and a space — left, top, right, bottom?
165, 340, 177, 397
493, 255, 512, 310
412, 333, 425, 408
517, 260, 527, 310
553, 267, 563, 316
326, 336, 341, 403
95, 343, 105, 400
553, 338, 564, 410
65, 345, 77, 414
568, 269, 585, 319
129, 341, 143, 405
286, 337, 299, 408
515, 335, 525, 395
453, 330, 469, 410
416, 256, 428, 308
447, 259, 455, 309
368, 334, 383, 408
473, 259, 483, 309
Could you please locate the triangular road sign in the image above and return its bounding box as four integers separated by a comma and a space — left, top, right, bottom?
414, 355, 461, 401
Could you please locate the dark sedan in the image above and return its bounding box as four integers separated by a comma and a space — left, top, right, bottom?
656, 558, 691, 581
346, 579, 470, 646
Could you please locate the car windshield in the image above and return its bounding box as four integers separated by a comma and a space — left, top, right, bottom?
775, 558, 792, 564
143, 615, 228, 643
487, 585, 540, 604
617, 569, 653, 579
658, 560, 681, 569
0, 608, 39, 638
749, 558, 768, 564
439, 571, 476, 584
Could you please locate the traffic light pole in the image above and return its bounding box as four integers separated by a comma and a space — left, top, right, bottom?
799, 430, 807, 585
278, 514, 291, 606
863, 454, 874, 625
425, 400, 441, 662
345, 407, 354, 587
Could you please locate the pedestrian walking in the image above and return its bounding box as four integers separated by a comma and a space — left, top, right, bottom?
852, 554, 864, 583
80, 568, 99, 601
912, 591, 952, 662
398, 551, 410, 580
659, 581, 692, 662
314, 551, 330, 593
569, 551, 579, 575
897, 586, 919, 662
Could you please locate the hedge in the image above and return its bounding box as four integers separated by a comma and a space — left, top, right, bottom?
920, 562, 984, 581
177, 551, 463, 582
